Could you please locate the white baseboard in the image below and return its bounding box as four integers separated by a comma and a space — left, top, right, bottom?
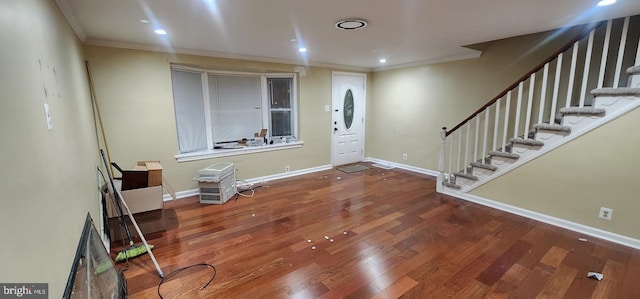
440, 189, 640, 250
163, 188, 199, 201
364, 157, 440, 177
241, 164, 333, 185
162, 164, 333, 201
162, 159, 430, 201
369, 158, 640, 249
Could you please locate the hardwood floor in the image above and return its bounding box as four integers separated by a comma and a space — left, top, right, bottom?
113, 164, 640, 298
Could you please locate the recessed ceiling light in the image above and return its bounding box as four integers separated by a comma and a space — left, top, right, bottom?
154, 29, 167, 35
597, 0, 615, 6
335, 19, 367, 30
139, 19, 150, 23
299, 47, 307, 53
290, 38, 297, 42
379, 59, 387, 63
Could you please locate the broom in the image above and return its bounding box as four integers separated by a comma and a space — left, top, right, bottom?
109, 183, 153, 263
100, 150, 155, 263
111, 169, 165, 278
114, 242, 153, 262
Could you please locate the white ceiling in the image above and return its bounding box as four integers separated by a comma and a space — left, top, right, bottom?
55, 0, 640, 71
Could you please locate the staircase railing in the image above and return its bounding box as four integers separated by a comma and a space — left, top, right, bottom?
439, 15, 640, 189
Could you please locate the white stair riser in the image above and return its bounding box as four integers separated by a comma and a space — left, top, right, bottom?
535, 130, 569, 143
630, 73, 640, 88
471, 167, 495, 178
510, 144, 542, 160
443, 184, 462, 192
490, 156, 518, 167
561, 115, 602, 127
454, 176, 477, 185
594, 96, 636, 111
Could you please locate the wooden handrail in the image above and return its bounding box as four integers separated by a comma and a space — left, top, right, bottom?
445, 21, 606, 137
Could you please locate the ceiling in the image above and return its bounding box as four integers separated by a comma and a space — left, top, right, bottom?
55, 0, 640, 71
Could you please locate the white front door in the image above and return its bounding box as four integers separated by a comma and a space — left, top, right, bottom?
331, 72, 366, 166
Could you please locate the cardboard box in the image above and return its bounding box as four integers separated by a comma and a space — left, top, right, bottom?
137, 161, 162, 187
106, 160, 165, 239
118, 161, 163, 190
105, 184, 163, 217
108, 209, 166, 239
121, 168, 148, 190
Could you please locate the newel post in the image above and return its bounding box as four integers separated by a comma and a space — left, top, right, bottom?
439, 127, 447, 173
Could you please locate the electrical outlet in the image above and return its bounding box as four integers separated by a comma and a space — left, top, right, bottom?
402, 153, 408, 160
285, 165, 290, 172
599, 207, 613, 220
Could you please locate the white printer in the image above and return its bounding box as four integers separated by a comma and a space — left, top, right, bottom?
196, 162, 235, 182
195, 162, 236, 204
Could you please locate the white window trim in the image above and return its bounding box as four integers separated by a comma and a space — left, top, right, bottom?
170, 65, 301, 162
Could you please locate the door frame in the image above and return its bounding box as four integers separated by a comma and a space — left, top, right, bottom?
331, 71, 367, 166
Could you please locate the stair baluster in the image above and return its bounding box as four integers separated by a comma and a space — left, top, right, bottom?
613, 17, 630, 88
550, 53, 563, 121
537, 63, 549, 125
597, 20, 613, 89
524, 74, 535, 139
438, 15, 640, 193
579, 30, 595, 107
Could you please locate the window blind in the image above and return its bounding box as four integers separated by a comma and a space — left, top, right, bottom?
171, 70, 207, 152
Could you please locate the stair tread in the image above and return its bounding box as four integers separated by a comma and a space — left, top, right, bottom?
511, 138, 544, 146
559, 107, 605, 116
488, 151, 519, 159
533, 123, 571, 132
591, 87, 640, 96
627, 65, 640, 75
453, 172, 478, 181
443, 182, 461, 190
470, 162, 497, 171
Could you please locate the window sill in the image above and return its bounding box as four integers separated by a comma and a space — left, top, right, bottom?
175, 141, 304, 162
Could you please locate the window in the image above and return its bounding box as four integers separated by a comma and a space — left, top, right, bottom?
171, 66, 298, 156
268, 78, 294, 137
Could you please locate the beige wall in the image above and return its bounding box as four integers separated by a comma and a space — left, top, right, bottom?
84, 46, 358, 192
472, 108, 640, 239
0, 0, 99, 297
367, 27, 586, 170
2, 3, 636, 294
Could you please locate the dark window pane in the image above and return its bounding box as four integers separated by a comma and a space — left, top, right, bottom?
271, 111, 291, 137
343, 89, 354, 129
268, 78, 292, 109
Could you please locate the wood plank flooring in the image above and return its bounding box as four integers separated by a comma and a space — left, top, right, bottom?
113, 164, 640, 298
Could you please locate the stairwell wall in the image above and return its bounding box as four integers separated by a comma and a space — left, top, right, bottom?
472, 107, 640, 240
367, 26, 588, 170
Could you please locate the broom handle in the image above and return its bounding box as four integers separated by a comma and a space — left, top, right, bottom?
114, 186, 165, 278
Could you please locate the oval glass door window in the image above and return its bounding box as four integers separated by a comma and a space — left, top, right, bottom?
343, 89, 354, 129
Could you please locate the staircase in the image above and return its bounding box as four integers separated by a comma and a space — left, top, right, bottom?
439, 15, 640, 193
